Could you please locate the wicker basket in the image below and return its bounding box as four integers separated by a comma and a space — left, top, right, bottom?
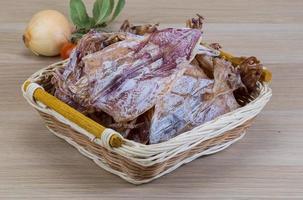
22, 59, 272, 184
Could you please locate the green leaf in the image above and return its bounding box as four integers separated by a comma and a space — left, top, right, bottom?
109, 0, 125, 22
71, 32, 85, 43
89, 17, 96, 27
93, 0, 114, 25
107, 0, 115, 20
70, 0, 91, 29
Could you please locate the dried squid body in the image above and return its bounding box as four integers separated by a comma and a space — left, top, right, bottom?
52, 31, 136, 111
149, 59, 242, 144
149, 65, 214, 143
80, 28, 218, 122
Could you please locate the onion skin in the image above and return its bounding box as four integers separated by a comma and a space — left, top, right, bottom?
23, 10, 72, 56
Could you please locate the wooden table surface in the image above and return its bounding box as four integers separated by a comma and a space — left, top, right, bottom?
1, 0, 303, 199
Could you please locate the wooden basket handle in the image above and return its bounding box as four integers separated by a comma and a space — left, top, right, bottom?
23, 81, 123, 148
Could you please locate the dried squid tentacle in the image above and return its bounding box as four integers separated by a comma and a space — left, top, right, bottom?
238, 56, 263, 92
186, 14, 204, 30
120, 19, 159, 35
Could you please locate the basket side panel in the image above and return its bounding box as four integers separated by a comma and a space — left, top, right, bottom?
37, 109, 253, 183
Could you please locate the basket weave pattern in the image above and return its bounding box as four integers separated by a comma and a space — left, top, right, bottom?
22, 61, 272, 184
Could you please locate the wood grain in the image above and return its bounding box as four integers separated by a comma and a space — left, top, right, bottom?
0, 0, 303, 199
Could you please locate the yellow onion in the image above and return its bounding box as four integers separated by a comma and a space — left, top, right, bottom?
23, 10, 72, 56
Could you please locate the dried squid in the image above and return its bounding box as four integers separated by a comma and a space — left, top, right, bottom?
52, 30, 131, 113
52, 23, 255, 144
54, 28, 219, 123
149, 58, 244, 144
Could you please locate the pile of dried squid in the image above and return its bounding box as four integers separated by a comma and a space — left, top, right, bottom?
52, 15, 271, 144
